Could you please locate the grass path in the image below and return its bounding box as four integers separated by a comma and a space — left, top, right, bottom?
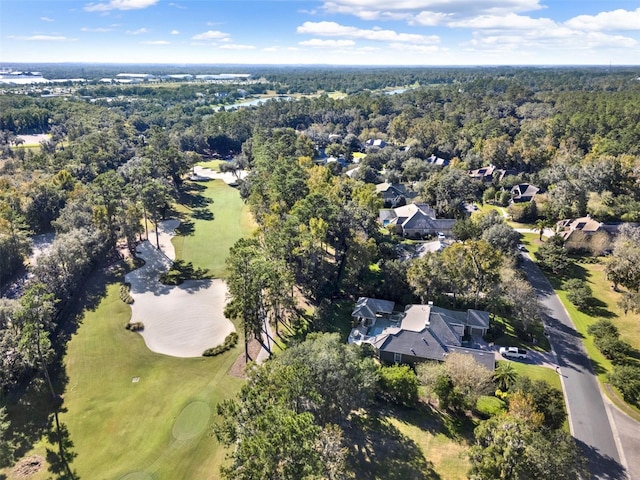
172, 179, 256, 277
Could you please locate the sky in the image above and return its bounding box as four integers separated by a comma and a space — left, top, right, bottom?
1, 0, 640, 65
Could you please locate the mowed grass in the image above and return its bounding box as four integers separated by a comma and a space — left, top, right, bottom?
173, 179, 256, 278
500, 361, 562, 391
197, 160, 225, 171
59, 282, 244, 479
4, 180, 257, 479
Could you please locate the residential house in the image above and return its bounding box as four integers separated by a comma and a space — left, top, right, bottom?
366, 139, 387, 148
557, 215, 604, 240
375, 182, 416, 207
469, 164, 517, 182
469, 164, 500, 182
425, 154, 450, 167
379, 203, 456, 238
510, 183, 540, 203
348, 298, 494, 370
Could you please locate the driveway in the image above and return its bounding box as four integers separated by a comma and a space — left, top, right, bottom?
519, 254, 627, 479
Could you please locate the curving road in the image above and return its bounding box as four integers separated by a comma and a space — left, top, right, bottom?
520, 254, 627, 480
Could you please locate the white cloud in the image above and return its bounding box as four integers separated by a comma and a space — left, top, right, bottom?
81, 26, 113, 32
170, 30, 180, 35
140, 40, 170, 45
565, 8, 640, 31
168, 2, 186, 9
388, 42, 441, 53
84, 0, 158, 12
9, 35, 77, 41
263, 46, 279, 52
321, 0, 544, 20
297, 21, 439, 44
127, 28, 148, 35
300, 39, 356, 47
219, 44, 256, 50
411, 11, 450, 26
40, 16, 54, 22
192, 30, 230, 40
448, 13, 557, 30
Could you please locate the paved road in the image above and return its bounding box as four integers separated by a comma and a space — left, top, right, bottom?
520, 254, 627, 480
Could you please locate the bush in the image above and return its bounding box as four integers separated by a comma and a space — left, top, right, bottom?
483, 323, 504, 343
587, 319, 619, 339
377, 364, 419, 407
126, 322, 144, 331
593, 335, 631, 364
609, 365, 640, 407
203, 331, 238, 357
120, 283, 134, 304
588, 319, 630, 364
563, 278, 592, 310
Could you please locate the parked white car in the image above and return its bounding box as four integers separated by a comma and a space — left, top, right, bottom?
499, 346, 528, 359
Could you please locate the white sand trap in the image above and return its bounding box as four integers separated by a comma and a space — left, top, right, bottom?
192, 165, 247, 185
125, 220, 234, 358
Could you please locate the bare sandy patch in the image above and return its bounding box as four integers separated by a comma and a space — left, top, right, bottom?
16, 133, 50, 146
192, 165, 247, 185
125, 220, 234, 358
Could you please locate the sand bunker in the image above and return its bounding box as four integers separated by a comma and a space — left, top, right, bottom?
192, 165, 247, 184
125, 220, 234, 358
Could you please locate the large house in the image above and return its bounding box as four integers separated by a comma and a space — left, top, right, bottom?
379, 203, 456, 238
510, 183, 540, 203
375, 182, 416, 207
557, 215, 603, 240
348, 297, 494, 370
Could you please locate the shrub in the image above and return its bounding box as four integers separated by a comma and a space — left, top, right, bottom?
609, 365, 640, 407
587, 319, 619, 339
126, 322, 144, 331
119, 283, 134, 304
593, 335, 631, 364
377, 364, 419, 407
203, 331, 239, 357
563, 278, 592, 310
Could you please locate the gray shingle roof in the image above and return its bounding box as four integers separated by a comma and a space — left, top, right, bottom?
351, 297, 395, 319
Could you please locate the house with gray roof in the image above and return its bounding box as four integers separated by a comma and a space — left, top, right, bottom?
375, 182, 416, 207
510, 183, 540, 203
379, 203, 456, 238
348, 298, 494, 371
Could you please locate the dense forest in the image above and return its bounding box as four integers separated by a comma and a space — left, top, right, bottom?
1, 66, 639, 478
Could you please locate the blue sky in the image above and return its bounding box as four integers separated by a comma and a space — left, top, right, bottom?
1, 0, 639, 65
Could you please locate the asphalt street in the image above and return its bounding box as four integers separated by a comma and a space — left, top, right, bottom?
520, 255, 627, 480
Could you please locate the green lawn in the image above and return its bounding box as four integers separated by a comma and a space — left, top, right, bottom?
499, 360, 562, 391
2, 180, 256, 479
197, 160, 225, 172
172, 179, 256, 278
58, 281, 244, 479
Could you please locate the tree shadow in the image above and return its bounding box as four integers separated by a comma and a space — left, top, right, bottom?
389, 403, 476, 443
192, 208, 214, 221
176, 219, 195, 236
574, 439, 627, 480
45, 416, 79, 479
344, 411, 442, 480
5, 261, 122, 470
582, 297, 616, 318
178, 186, 212, 210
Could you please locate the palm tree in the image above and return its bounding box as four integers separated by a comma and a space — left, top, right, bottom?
535, 219, 553, 241
493, 362, 519, 391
